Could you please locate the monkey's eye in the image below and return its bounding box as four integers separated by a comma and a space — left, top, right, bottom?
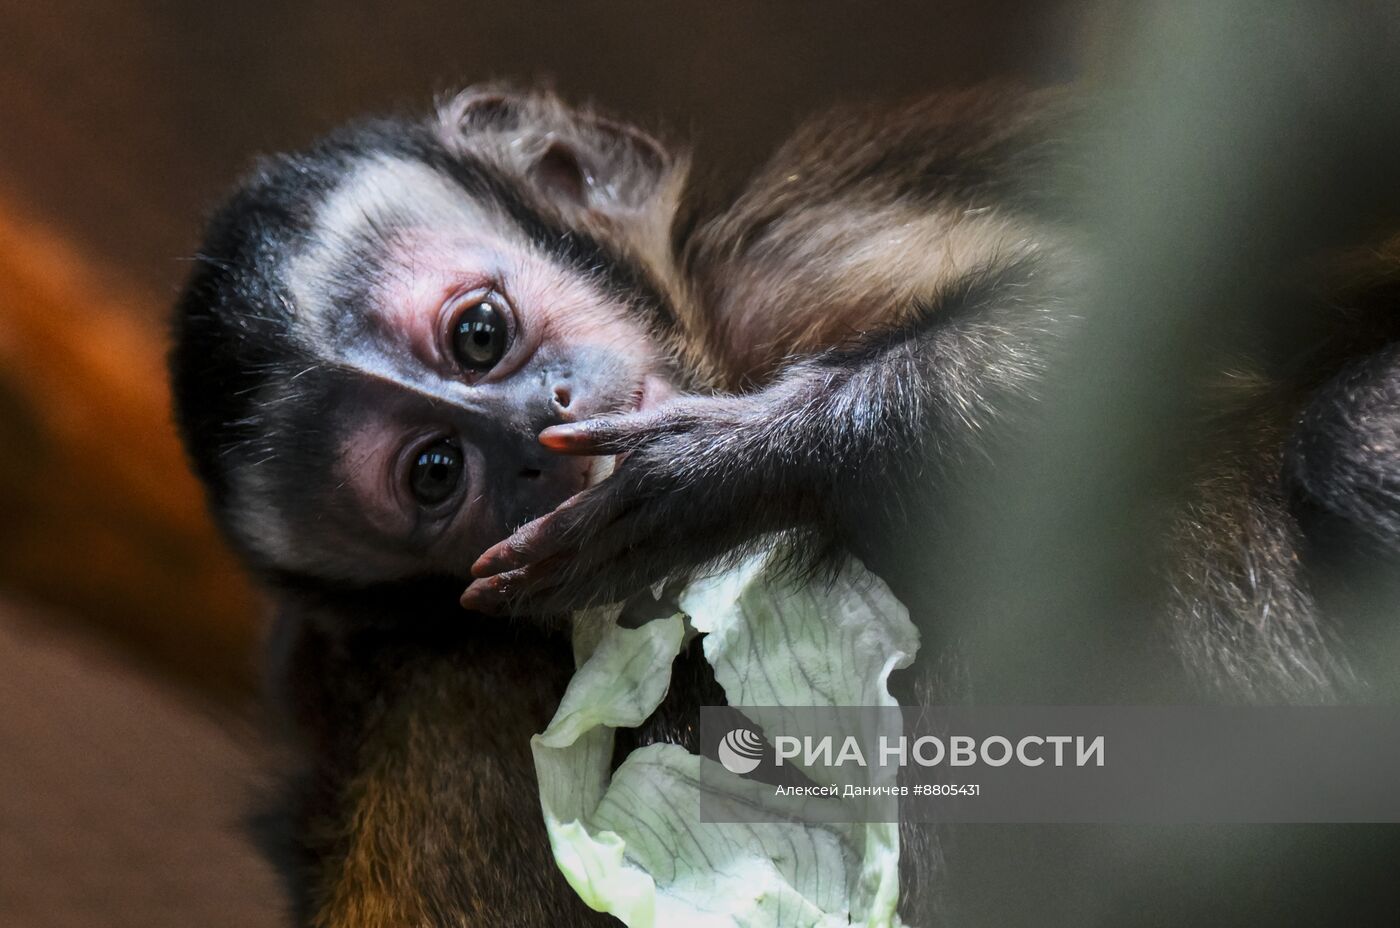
452, 297, 510, 372
409, 439, 463, 505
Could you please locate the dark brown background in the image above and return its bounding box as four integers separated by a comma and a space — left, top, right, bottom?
0, 3, 1090, 925
0, 1, 1088, 305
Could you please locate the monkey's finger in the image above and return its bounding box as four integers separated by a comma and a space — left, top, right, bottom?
461, 561, 560, 611
462, 558, 583, 614
538, 423, 633, 454
477, 474, 651, 575
539, 411, 677, 455
471, 500, 594, 576
472, 503, 659, 606
459, 574, 512, 614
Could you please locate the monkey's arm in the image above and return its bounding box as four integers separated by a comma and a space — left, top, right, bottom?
464, 253, 1060, 615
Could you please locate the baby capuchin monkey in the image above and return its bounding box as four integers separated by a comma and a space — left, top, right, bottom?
172, 87, 1082, 618
171, 86, 1400, 925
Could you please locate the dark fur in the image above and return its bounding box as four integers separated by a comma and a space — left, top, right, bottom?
260, 586, 614, 927
171, 87, 1400, 925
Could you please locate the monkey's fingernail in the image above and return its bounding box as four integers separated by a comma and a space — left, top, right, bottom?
539, 425, 588, 451
460, 582, 501, 612
471, 548, 509, 577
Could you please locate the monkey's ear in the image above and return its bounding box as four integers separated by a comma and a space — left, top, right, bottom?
437, 88, 677, 213
527, 118, 674, 214
438, 88, 525, 132
530, 141, 592, 206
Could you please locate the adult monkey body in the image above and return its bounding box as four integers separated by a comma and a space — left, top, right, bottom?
172, 86, 1400, 925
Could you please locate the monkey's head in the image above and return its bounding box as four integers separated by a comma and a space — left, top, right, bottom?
171, 88, 690, 591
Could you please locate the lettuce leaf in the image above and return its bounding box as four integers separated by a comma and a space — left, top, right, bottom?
531, 547, 917, 927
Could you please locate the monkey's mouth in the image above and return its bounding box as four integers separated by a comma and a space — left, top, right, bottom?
583, 454, 617, 488
582, 376, 674, 488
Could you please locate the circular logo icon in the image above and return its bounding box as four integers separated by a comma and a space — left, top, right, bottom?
717, 728, 765, 775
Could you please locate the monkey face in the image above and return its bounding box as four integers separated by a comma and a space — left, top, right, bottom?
195, 153, 679, 587
172, 88, 691, 591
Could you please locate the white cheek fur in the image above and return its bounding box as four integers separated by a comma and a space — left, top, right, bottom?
286, 150, 656, 386
286, 155, 499, 354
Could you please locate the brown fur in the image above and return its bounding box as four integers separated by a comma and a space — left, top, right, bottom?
269, 602, 613, 927
681, 87, 1077, 387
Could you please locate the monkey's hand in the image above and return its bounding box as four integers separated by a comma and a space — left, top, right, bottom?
461, 390, 809, 617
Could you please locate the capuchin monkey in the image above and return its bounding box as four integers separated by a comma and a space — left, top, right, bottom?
170, 86, 1400, 925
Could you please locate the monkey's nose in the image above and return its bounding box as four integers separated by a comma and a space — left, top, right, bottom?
552, 385, 573, 414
